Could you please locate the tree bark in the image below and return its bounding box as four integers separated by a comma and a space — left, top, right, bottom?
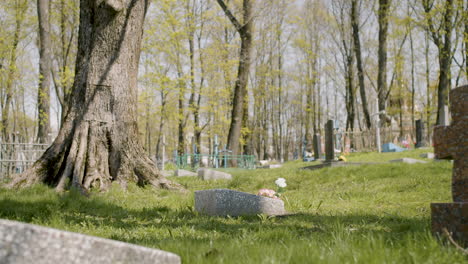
351, 0, 371, 130
377, 0, 390, 121
216, 0, 253, 163
10, 0, 181, 192
37, 0, 52, 143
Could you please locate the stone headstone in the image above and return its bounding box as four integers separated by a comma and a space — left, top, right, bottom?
160, 170, 174, 177
419, 153, 435, 159
258, 160, 269, 166
197, 168, 232, 180
262, 164, 282, 169
431, 85, 468, 245
175, 169, 197, 177
389, 158, 428, 164
0, 219, 180, 264
325, 120, 334, 162
313, 134, 321, 160
194, 189, 286, 216
415, 119, 427, 148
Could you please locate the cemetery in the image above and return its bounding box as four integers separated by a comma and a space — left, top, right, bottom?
1, 0, 467, 263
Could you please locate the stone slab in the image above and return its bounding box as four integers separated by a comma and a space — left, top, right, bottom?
420, 153, 435, 159
194, 189, 286, 216
0, 219, 180, 264
389, 158, 427, 164
302, 161, 382, 170
262, 164, 282, 169
160, 170, 174, 177
175, 169, 197, 177
197, 168, 232, 180
431, 203, 468, 246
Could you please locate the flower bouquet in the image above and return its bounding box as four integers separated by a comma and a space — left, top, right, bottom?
257, 178, 287, 199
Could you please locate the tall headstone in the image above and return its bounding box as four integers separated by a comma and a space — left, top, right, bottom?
415, 119, 426, 148
431, 85, 468, 245
325, 120, 334, 162
313, 134, 321, 160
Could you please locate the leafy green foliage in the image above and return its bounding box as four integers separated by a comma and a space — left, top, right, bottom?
0, 150, 464, 263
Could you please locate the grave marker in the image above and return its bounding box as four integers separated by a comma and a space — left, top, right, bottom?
431, 85, 468, 245
415, 119, 427, 148
325, 120, 334, 162
0, 220, 180, 264
313, 134, 321, 160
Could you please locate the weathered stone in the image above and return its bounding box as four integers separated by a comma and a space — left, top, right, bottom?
197, 168, 232, 180
431, 203, 468, 246
174, 169, 197, 177
313, 134, 321, 160
389, 158, 427, 164
0, 219, 180, 264
415, 119, 427, 148
194, 189, 286, 216
258, 160, 269, 166
325, 120, 334, 162
420, 153, 435, 159
160, 170, 174, 177
431, 85, 468, 246
262, 164, 282, 169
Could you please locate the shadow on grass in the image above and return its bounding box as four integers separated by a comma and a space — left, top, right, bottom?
0, 192, 429, 247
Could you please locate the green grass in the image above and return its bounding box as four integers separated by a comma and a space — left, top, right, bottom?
1, 149, 466, 263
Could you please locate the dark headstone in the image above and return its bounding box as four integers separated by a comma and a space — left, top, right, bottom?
313, 134, 321, 160
431, 85, 468, 246
325, 120, 334, 162
415, 119, 427, 148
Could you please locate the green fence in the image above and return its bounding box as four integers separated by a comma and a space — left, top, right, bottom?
175, 154, 256, 169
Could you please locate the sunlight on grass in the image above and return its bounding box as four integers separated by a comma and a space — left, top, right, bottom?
0, 149, 464, 263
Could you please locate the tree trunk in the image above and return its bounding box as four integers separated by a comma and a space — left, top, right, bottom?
2, 0, 27, 142
37, 0, 52, 143
217, 0, 253, 163
351, 0, 371, 130
377, 0, 390, 121
10, 0, 181, 192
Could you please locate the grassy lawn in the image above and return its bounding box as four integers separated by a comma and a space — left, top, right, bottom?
0, 149, 466, 263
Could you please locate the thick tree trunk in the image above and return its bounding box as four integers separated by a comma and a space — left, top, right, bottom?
37, 0, 52, 143
10, 0, 181, 192
351, 0, 371, 130
377, 0, 390, 121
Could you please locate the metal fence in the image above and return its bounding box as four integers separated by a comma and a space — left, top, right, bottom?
175, 153, 256, 170
0, 143, 49, 178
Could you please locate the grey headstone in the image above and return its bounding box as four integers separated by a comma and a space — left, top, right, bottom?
325, 120, 334, 162
313, 134, 321, 160
389, 158, 428, 164
420, 153, 435, 159
197, 168, 232, 180
160, 170, 174, 177
415, 119, 427, 148
194, 189, 286, 216
175, 169, 197, 177
262, 164, 282, 169
0, 219, 180, 264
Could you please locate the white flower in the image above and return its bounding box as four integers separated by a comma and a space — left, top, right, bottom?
275, 178, 287, 188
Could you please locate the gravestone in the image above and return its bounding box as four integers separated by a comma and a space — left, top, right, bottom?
262, 164, 282, 169
0, 219, 180, 264
420, 153, 435, 159
325, 120, 334, 162
415, 119, 427, 148
197, 168, 232, 180
389, 158, 427, 164
194, 189, 286, 216
313, 134, 321, 160
175, 169, 197, 177
431, 85, 468, 245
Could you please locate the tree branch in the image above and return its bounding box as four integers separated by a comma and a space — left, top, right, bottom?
216, 0, 243, 33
